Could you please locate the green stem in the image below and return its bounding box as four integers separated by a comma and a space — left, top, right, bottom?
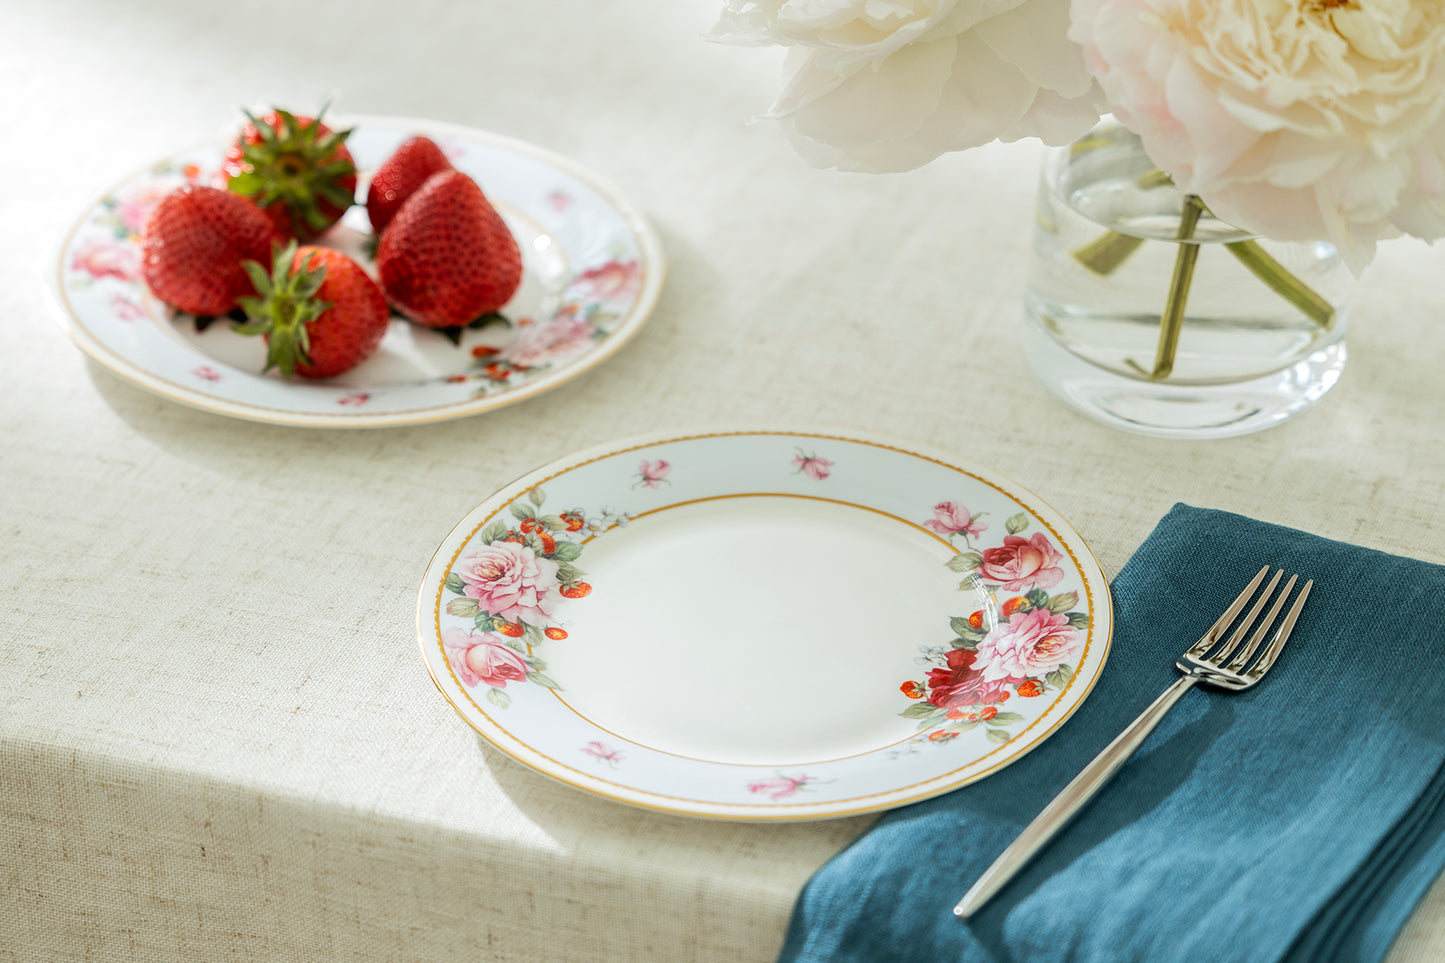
1148, 195, 1206, 381
1224, 240, 1335, 328
1072, 232, 1144, 276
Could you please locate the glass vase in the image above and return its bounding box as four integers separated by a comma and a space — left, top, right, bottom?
1022, 120, 1354, 439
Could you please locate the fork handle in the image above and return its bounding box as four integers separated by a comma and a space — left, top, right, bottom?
953, 675, 1199, 918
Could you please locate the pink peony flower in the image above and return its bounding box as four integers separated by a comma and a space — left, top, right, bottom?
973, 607, 1079, 682
569, 259, 641, 301
1069, 0, 1445, 268
978, 533, 1064, 591
634, 459, 671, 488
455, 540, 560, 625
924, 501, 987, 539
442, 628, 530, 689
792, 450, 833, 480
71, 239, 141, 281
499, 313, 596, 368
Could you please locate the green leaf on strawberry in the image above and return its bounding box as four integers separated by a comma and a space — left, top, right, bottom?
225, 107, 356, 238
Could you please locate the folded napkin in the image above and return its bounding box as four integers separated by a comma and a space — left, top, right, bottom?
779, 504, 1445, 963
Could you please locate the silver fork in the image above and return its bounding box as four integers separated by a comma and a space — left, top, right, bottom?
953, 564, 1313, 919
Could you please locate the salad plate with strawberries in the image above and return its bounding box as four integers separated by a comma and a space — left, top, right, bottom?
48, 110, 665, 427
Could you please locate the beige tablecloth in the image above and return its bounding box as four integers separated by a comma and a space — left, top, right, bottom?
4, 1, 1445, 959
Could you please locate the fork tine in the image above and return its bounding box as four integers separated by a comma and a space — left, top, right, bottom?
1186, 564, 1270, 659
1240, 578, 1312, 681
1225, 574, 1297, 672
1205, 568, 1283, 664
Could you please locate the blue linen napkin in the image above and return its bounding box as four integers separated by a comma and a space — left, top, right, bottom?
779, 504, 1445, 963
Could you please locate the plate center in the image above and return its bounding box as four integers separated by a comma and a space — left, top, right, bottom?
545, 495, 966, 766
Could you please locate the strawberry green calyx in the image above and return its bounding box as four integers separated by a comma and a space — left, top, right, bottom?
227, 107, 356, 233
234, 241, 333, 379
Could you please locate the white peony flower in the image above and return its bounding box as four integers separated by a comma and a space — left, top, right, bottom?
713, 0, 1106, 172
1070, 0, 1445, 269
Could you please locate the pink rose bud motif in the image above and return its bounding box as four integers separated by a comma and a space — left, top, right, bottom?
747, 773, 819, 801
442, 628, 531, 689
634, 459, 671, 489
455, 540, 561, 626
977, 533, 1065, 592
924, 502, 987, 541
110, 294, 148, 322
973, 608, 1080, 684
792, 449, 833, 480
582, 741, 624, 767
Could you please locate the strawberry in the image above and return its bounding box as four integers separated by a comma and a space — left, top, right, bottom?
559, 582, 592, 599
140, 185, 276, 316
375, 169, 523, 328
366, 135, 453, 234
543, 627, 568, 641
221, 108, 356, 241
234, 241, 389, 379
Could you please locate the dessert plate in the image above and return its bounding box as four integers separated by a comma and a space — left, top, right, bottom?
416, 428, 1112, 820
46, 115, 665, 427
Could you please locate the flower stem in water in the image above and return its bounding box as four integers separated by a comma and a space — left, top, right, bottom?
1225, 240, 1335, 328
1148, 195, 1206, 381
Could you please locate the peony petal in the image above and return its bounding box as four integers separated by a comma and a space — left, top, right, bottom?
775, 39, 953, 143
974, 0, 1094, 99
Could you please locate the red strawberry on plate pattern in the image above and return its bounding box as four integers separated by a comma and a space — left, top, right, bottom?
375, 169, 523, 328
366, 135, 454, 235
221, 108, 357, 241
140, 185, 277, 317
235, 241, 389, 379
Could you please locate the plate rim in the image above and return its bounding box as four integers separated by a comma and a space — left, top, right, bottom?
43, 113, 667, 429
414, 425, 1114, 820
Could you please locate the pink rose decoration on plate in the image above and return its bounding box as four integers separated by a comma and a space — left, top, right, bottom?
500, 313, 596, 368
456, 540, 560, 625
442, 628, 530, 688
634, 459, 671, 489
568, 259, 641, 301
973, 607, 1080, 683
747, 773, 816, 800
924, 502, 986, 540
71, 239, 141, 281
925, 648, 1020, 709
978, 532, 1064, 591
792, 450, 833, 480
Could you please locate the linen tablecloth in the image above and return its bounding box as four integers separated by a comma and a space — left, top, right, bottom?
4, 1, 1445, 959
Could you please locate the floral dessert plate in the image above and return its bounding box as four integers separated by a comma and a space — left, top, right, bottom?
46, 115, 665, 428
416, 428, 1112, 820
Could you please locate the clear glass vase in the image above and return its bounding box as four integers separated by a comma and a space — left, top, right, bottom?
1023, 119, 1354, 439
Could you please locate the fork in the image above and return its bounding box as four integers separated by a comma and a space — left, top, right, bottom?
953, 564, 1313, 919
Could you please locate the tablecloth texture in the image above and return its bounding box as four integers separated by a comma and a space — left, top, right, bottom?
780, 505, 1445, 963
4, 1, 1445, 961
